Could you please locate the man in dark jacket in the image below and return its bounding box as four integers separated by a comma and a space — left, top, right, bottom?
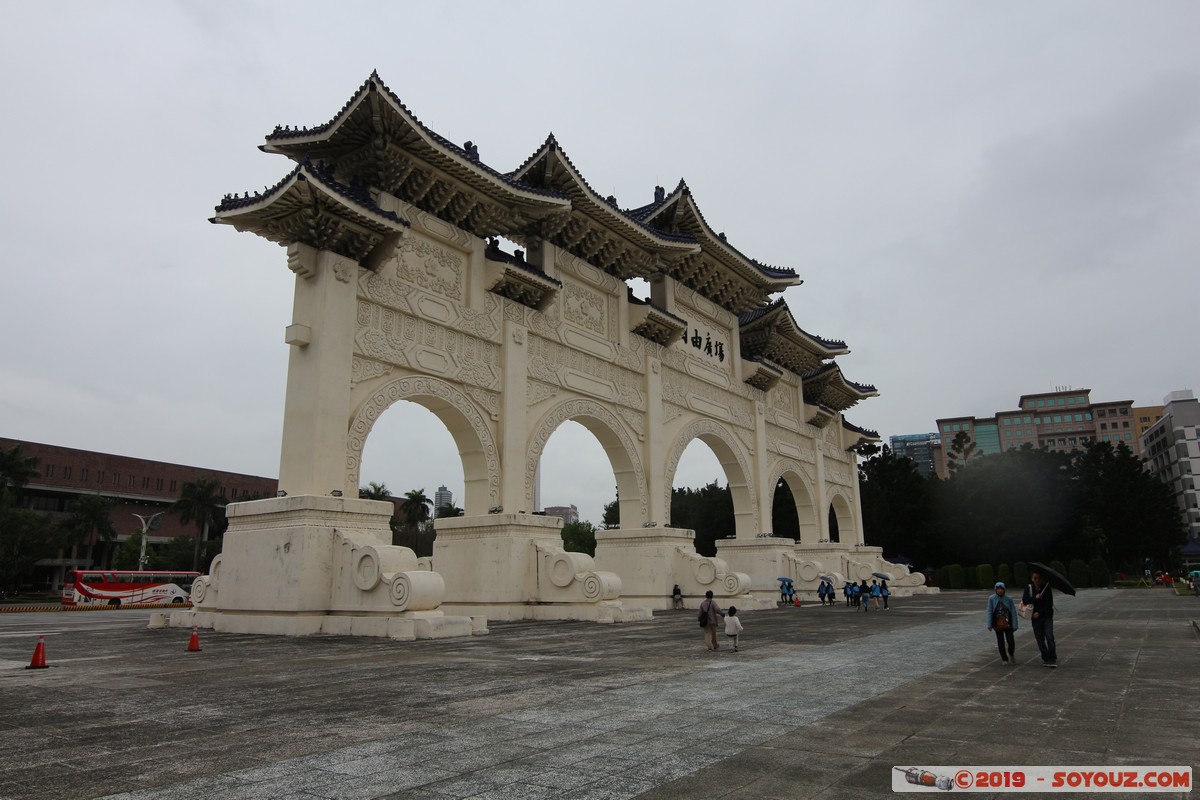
1023, 570, 1057, 667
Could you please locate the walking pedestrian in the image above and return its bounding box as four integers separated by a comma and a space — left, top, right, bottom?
1022, 570, 1057, 668
859, 580, 871, 611
700, 590, 725, 651
880, 580, 890, 610
843, 582, 852, 607
870, 579, 882, 610
725, 606, 744, 652
987, 581, 1018, 665
672, 584, 684, 610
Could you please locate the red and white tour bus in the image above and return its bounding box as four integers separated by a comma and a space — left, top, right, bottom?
61, 570, 200, 607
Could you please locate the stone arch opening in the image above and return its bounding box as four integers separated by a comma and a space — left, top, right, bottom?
347, 377, 498, 515
769, 462, 820, 544
526, 399, 647, 527
829, 491, 854, 545
664, 420, 757, 538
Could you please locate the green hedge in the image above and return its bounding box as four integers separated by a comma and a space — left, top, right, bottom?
947, 564, 965, 590
1013, 561, 1030, 588
997, 563, 1012, 585
1088, 557, 1110, 588
977, 563, 995, 589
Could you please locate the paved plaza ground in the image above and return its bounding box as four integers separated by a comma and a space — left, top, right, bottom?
1, 589, 1197, 800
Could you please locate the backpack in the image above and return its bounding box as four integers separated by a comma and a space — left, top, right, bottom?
993, 602, 1011, 631
698, 602, 709, 628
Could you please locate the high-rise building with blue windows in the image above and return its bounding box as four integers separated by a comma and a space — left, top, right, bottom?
888, 433, 939, 478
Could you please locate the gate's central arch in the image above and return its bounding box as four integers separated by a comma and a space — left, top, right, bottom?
175, 73, 925, 638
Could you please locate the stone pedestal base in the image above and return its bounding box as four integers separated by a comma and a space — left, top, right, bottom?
170, 495, 480, 640
594, 527, 753, 611
432, 513, 649, 622
715, 537, 803, 606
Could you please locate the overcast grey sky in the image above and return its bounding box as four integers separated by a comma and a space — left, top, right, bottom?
2, 2, 1197, 526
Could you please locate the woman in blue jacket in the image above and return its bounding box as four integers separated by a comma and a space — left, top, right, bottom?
986, 581, 1019, 665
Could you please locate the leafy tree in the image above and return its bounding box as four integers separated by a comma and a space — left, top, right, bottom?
112, 532, 150, 570
858, 446, 932, 560
561, 520, 597, 556
170, 477, 226, 571
154, 537, 199, 571
1088, 556, 1110, 588
601, 495, 619, 528
944, 430, 977, 474
66, 493, 118, 569
671, 481, 734, 556
1071, 441, 1185, 572
0, 488, 63, 592
435, 504, 464, 519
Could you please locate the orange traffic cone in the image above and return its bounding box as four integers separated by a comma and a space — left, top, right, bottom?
794, 595, 801, 608
186, 626, 201, 653
26, 635, 48, 669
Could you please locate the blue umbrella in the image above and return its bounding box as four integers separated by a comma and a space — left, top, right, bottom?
776, 577, 794, 583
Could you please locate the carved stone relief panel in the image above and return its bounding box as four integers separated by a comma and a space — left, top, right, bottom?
661, 369, 754, 431
766, 425, 817, 464
527, 379, 561, 407
562, 283, 606, 335
394, 235, 464, 301
527, 334, 644, 410
351, 357, 393, 384
355, 301, 500, 391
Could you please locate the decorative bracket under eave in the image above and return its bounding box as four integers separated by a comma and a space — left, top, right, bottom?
743, 359, 783, 391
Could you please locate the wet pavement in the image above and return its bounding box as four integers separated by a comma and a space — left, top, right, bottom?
1, 589, 1197, 799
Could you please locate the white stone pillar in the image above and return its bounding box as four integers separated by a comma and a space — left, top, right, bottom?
500, 315, 529, 513
751, 400, 771, 537
815, 438, 829, 541
644, 356, 665, 526
278, 244, 359, 497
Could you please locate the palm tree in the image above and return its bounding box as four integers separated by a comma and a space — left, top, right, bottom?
359, 481, 392, 501
0, 444, 41, 498
66, 493, 117, 568
399, 488, 433, 526
170, 477, 226, 571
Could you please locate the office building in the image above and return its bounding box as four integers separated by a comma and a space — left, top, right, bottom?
932, 389, 1157, 478
888, 433, 939, 478
1140, 391, 1200, 544
0, 437, 276, 588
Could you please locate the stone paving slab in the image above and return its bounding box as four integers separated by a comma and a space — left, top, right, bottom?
0, 590, 1197, 799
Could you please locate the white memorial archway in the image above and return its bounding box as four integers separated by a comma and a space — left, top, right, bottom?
176, 74, 924, 638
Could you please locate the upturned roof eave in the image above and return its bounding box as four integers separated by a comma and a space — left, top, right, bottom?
510, 142, 700, 255
260, 75, 571, 211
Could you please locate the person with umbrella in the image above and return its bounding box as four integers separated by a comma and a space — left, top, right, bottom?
987, 581, 1019, 665
1022, 567, 1058, 667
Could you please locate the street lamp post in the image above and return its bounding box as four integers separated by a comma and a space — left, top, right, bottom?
132, 512, 164, 570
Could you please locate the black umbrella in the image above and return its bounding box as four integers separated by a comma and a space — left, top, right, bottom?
1028, 561, 1076, 596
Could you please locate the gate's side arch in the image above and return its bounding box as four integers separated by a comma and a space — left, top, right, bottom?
526, 398, 648, 525
664, 419, 758, 537
828, 488, 856, 545
347, 376, 499, 514
767, 459, 820, 544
